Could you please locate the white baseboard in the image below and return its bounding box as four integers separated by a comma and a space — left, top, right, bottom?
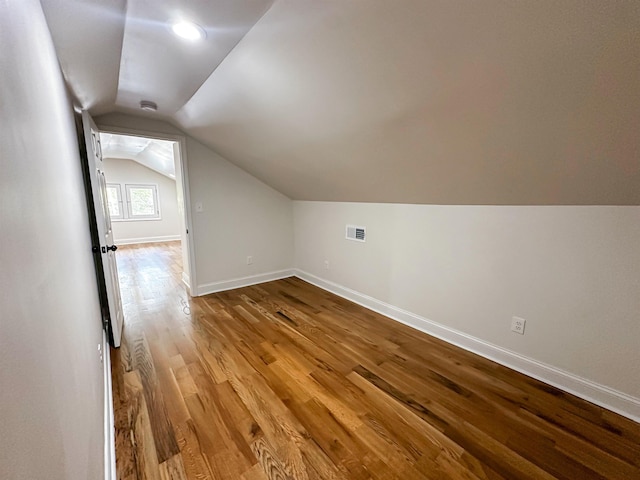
293, 269, 640, 423
103, 331, 116, 480
115, 235, 181, 245
196, 269, 295, 297
182, 271, 191, 294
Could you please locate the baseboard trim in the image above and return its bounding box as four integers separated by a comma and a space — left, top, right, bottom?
196, 269, 295, 297
181, 271, 191, 295
293, 269, 640, 423
115, 235, 181, 245
103, 331, 116, 480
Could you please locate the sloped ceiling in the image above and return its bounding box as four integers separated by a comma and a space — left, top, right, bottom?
41, 0, 640, 204
100, 133, 176, 179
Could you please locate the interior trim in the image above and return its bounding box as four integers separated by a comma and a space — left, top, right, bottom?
103, 330, 116, 480
293, 269, 640, 423
196, 269, 295, 297
115, 235, 181, 245
182, 271, 191, 294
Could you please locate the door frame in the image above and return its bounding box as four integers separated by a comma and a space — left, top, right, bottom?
97, 124, 198, 295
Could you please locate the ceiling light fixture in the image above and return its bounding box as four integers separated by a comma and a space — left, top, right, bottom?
171, 21, 206, 41
140, 100, 158, 112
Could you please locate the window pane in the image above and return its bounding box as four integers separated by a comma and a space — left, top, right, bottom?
129, 187, 156, 216
106, 186, 120, 217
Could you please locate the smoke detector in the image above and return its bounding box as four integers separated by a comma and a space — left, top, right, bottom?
140, 100, 158, 112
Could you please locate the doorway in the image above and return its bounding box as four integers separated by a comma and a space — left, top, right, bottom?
79, 110, 197, 346
97, 127, 196, 339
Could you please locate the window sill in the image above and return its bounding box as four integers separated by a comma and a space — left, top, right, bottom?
112, 217, 162, 223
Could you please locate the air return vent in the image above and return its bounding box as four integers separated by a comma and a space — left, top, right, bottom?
346, 225, 366, 242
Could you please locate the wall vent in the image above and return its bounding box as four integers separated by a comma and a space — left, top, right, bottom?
346, 225, 366, 242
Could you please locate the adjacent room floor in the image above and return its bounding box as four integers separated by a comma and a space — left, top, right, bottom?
111, 243, 640, 480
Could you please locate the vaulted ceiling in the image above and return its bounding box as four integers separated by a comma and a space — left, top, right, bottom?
41, 0, 640, 204
101, 133, 177, 179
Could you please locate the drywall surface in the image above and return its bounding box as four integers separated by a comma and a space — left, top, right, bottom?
0, 1, 105, 478
96, 113, 294, 291
293, 201, 640, 399
104, 157, 181, 243
177, 0, 640, 205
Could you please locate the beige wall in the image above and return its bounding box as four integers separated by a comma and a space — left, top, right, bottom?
104, 157, 181, 244
177, 0, 640, 205
293, 201, 640, 401
96, 113, 294, 292
0, 1, 105, 478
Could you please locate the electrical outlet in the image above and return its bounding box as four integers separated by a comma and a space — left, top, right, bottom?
511, 316, 526, 335
324, 260, 330, 270
195, 202, 203, 213
98, 343, 103, 363
246, 256, 253, 265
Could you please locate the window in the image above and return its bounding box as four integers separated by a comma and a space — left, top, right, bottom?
106, 184, 123, 220
105, 183, 161, 221
125, 184, 160, 220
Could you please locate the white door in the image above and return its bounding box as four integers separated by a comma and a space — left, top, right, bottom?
82, 110, 125, 347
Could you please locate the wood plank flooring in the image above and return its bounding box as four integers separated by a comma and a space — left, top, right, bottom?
112, 242, 640, 480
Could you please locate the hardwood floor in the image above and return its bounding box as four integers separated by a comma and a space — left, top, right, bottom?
112, 242, 640, 480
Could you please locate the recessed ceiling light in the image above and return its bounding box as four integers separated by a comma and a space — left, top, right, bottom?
140, 100, 158, 112
171, 21, 205, 41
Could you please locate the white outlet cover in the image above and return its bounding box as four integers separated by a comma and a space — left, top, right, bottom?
195, 202, 203, 212
511, 316, 526, 335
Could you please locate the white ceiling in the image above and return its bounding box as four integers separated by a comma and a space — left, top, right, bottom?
100, 133, 176, 179
41, 0, 640, 204
41, 0, 273, 116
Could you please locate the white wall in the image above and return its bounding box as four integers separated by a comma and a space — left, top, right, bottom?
294, 202, 640, 411
0, 1, 105, 478
96, 113, 294, 294
104, 157, 181, 244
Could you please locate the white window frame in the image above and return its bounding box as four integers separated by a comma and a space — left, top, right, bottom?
124, 183, 161, 221
106, 183, 161, 222
106, 183, 124, 220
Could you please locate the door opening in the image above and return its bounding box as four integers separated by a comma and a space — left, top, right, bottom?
78, 112, 196, 347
